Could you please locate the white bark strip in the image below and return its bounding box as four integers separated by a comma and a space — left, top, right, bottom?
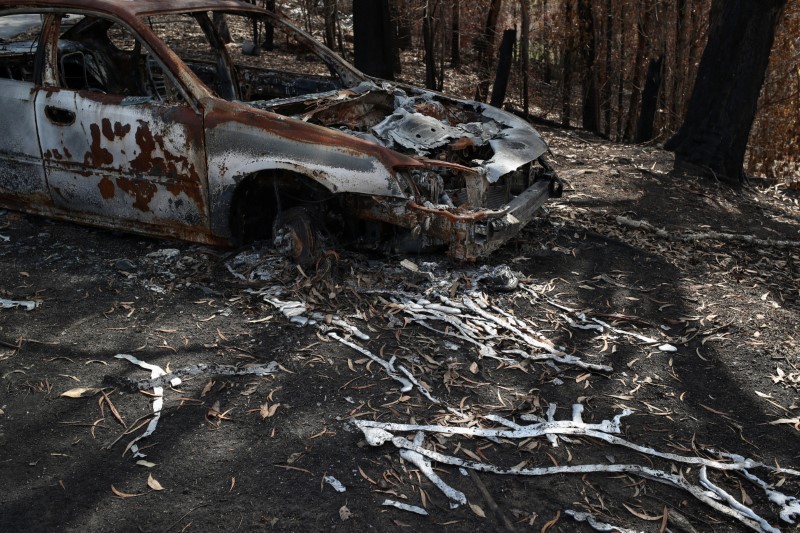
740, 469, 800, 524
382, 499, 429, 515
565, 509, 642, 533
699, 466, 779, 533
326, 331, 413, 393
0, 298, 38, 311
369, 431, 765, 531
114, 353, 179, 458
355, 404, 800, 532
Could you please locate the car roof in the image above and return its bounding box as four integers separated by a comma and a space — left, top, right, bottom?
0, 0, 264, 18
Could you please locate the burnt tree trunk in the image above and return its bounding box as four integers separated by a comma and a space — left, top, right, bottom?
624, 1, 653, 141
451, 0, 461, 67
422, 3, 437, 89
490, 29, 516, 108
665, 0, 787, 183
261, 0, 276, 51
520, 0, 530, 117
561, 0, 574, 126
353, 0, 395, 80
636, 54, 664, 142
602, 0, 613, 137
395, 0, 413, 49
669, 0, 689, 131
577, 0, 599, 133
388, 3, 403, 76
475, 0, 503, 102
322, 0, 338, 51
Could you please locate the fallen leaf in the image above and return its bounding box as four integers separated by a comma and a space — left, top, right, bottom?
260, 402, 280, 419
229, 477, 236, 492
101, 390, 126, 428
60, 387, 101, 398
111, 485, 140, 498
147, 474, 164, 491
469, 503, 486, 518
339, 505, 352, 521
541, 511, 560, 532
469, 362, 479, 374
622, 502, 663, 520
358, 465, 376, 484
135, 460, 157, 468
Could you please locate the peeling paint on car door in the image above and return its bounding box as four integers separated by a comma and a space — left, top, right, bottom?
34, 14, 210, 240
37, 90, 210, 236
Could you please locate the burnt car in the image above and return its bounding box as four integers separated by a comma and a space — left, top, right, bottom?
0, 0, 561, 261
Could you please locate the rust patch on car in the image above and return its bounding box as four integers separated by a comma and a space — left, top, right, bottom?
166, 182, 205, 211
98, 177, 115, 199
115, 177, 156, 212
101, 118, 131, 142
85, 123, 114, 166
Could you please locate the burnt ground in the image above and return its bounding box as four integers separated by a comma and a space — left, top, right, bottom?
1, 127, 800, 532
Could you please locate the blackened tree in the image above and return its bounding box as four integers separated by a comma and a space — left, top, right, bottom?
665, 0, 787, 183
353, 0, 395, 80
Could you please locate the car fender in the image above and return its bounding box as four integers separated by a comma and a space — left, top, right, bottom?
203, 99, 419, 237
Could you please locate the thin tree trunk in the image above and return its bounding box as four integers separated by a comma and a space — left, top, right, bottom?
491, 29, 516, 108
423, 2, 437, 89
395, 0, 413, 49
615, 0, 626, 140
475, 0, 504, 102
669, 0, 688, 131
542, 0, 552, 84
603, 0, 613, 137
624, 1, 652, 141
521, 0, 530, 117
562, 0, 574, 126
578, 0, 599, 133
636, 54, 664, 142
261, 0, 276, 51
322, 0, 337, 50
451, 0, 461, 67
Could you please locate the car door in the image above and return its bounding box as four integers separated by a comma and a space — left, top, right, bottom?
0, 12, 48, 210
35, 13, 211, 240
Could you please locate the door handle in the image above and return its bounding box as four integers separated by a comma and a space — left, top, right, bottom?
44, 106, 76, 126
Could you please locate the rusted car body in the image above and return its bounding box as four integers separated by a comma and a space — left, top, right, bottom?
0, 0, 561, 260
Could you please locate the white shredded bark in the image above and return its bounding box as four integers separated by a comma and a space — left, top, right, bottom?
740, 469, 800, 524
565, 509, 642, 533
324, 475, 347, 493
355, 404, 800, 532
382, 499, 429, 515
0, 298, 38, 311
326, 331, 413, 393
699, 466, 779, 533
114, 354, 180, 458
362, 428, 765, 531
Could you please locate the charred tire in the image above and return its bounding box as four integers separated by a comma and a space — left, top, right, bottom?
272, 206, 324, 267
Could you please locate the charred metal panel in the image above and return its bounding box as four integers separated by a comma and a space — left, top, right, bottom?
204, 101, 412, 237
36, 89, 209, 232
0, 80, 48, 205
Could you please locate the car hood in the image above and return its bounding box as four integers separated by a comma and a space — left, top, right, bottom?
246, 81, 549, 182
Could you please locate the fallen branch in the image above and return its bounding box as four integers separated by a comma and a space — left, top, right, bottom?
360, 427, 765, 531
616, 215, 800, 249
354, 404, 799, 532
